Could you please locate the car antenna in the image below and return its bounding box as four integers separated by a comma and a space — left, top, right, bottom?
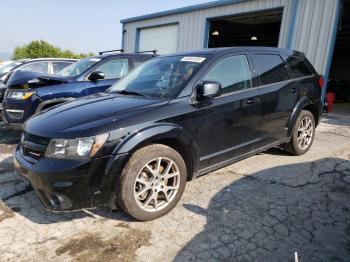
99, 49, 124, 55
136, 50, 158, 54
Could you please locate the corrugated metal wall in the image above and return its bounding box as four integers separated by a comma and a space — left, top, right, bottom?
292, 0, 339, 75
123, 0, 292, 52
122, 0, 339, 75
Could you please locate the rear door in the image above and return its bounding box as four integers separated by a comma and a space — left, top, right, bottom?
84, 58, 130, 95
195, 53, 262, 169
252, 53, 299, 144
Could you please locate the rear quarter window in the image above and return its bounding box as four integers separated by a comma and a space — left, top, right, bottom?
253, 54, 289, 85
286, 56, 313, 78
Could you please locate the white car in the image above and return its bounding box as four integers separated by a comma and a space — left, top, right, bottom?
0, 61, 14, 68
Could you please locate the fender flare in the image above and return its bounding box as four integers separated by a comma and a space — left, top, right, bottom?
101, 123, 200, 193
35, 97, 76, 113
114, 123, 198, 155
286, 96, 321, 137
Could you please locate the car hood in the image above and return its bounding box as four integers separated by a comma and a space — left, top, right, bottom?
6, 70, 71, 89
24, 92, 168, 138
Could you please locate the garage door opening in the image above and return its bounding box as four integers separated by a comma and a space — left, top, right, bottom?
207, 9, 283, 48
138, 24, 179, 55
327, 0, 350, 117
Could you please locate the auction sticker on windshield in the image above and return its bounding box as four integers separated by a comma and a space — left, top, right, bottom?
181, 57, 206, 63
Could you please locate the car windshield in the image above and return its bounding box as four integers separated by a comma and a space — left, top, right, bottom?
57, 57, 101, 77
108, 55, 208, 99
0, 61, 22, 75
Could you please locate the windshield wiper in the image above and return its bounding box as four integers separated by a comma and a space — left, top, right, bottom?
115, 89, 148, 97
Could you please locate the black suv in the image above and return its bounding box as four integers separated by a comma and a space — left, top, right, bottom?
14, 47, 322, 221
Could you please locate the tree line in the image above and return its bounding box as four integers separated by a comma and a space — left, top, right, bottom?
12, 40, 95, 60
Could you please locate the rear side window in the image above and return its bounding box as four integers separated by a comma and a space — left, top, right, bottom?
286, 56, 313, 78
253, 54, 289, 85
19, 62, 49, 74
203, 55, 252, 94
52, 62, 73, 74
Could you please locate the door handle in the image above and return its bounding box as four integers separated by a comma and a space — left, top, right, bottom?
246, 97, 259, 105
290, 87, 297, 93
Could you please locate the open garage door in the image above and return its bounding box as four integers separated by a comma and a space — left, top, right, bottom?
208, 9, 283, 48
138, 24, 178, 54
327, 0, 350, 116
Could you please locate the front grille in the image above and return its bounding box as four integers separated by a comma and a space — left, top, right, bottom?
21, 132, 50, 161
5, 109, 24, 119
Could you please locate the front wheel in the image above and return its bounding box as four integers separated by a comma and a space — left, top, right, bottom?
283, 110, 316, 156
116, 144, 187, 221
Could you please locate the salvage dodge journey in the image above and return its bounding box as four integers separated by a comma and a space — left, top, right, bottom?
14, 47, 322, 221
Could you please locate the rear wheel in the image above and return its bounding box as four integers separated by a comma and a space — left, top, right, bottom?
116, 144, 187, 221
283, 110, 315, 155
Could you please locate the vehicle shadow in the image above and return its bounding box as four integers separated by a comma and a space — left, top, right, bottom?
175, 157, 350, 262
321, 114, 350, 127
0, 124, 21, 145
260, 146, 290, 156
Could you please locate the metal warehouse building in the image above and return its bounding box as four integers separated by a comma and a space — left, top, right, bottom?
121, 0, 350, 101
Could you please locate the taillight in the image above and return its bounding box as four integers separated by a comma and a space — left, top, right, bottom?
318, 75, 324, 89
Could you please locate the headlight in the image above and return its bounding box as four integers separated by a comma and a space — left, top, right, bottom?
7, 90, 35, 100
45, 133, 109, 160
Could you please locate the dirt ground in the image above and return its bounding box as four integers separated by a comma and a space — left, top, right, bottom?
0, 114, 350, 262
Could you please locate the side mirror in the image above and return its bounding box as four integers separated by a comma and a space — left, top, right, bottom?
196, 81, 222, 100
88, 71, 105, 81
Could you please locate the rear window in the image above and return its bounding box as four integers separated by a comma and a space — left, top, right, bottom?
253, 54, 289, 85
286, 56, 313, 78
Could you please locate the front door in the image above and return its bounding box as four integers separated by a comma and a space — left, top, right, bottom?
195, 53, 262, 170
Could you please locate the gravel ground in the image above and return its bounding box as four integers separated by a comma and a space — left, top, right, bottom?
0, 115, 350, 262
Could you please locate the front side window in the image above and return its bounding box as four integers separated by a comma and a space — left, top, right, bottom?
19, 62, 49, 74
109, 55, 208, 99
253, 54, 289, 85
57, 57, 101, 77
95, 59, 129, 79
52, 62, 73, 74
203, 55, 252, 94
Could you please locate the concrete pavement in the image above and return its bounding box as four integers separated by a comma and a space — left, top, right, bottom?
0, 115, 349, 261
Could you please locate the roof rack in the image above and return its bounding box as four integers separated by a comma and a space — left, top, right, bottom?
136, 50, 158, 54
98, 49, 124, 55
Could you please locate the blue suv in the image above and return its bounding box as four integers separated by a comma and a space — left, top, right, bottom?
2, 50, 156, 127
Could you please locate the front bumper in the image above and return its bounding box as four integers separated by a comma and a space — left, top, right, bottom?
14, 145, 126, 211
2, 95, 40, 126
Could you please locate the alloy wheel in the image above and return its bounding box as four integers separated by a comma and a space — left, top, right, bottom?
297, 116, 313, 150
134, 157, 180, 212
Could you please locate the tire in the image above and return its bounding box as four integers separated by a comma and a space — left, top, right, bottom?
283, 110, 316, 156
116, 144, 187, 221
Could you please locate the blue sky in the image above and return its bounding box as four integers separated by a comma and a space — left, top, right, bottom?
0, 0, 210, 56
